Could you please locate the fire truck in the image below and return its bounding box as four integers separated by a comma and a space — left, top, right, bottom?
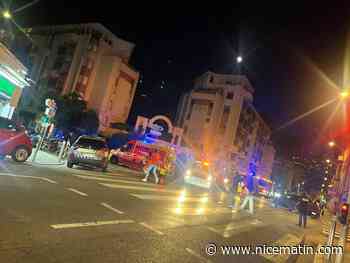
109, 140, 176, 177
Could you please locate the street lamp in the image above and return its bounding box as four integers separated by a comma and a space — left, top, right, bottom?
328, 141, 336, 147
340, 90, 349, 99
236, 56, 243, 64
2, 10, 11, 19
326, 159, 331, 163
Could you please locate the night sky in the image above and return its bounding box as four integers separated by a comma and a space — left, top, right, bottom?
8, 0, 350, 156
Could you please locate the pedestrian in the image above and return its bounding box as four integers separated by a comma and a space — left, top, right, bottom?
296, 192, 310, 228
142, 151, 160, 184
239, 184, 254, 214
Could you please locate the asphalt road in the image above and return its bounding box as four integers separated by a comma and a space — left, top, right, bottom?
0, 159, 320, 263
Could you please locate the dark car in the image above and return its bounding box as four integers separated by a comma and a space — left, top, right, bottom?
67, 136, 109, 171
0, 117, 32, 162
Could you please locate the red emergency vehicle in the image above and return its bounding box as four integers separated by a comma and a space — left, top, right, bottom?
109, 140, 176, 176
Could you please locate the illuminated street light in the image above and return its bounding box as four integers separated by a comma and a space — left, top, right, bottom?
322, 184, 325, 187
328, 141, 335, 147
3, 10, 11, 19
326, 159, 331, 163
324, 177, 328, 181
236, 56, 243, 63
340, 90, 349, 99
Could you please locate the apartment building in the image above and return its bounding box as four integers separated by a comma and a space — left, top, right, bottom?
18, 23, 139, 131
176, 71, 275, 179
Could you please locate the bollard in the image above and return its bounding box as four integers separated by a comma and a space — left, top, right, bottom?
31, 125, 48, 163
326, 215, 337, 262
334, 224, 348, 263
58, 140, 67, 163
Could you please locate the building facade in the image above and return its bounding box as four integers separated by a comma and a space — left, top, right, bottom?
17, 23, 139, 131
0, 42, 30, 119
176, 71, 275, 180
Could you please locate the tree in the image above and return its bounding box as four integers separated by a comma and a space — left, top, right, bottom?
55, 92, 86, 132
79, 110, 99, 135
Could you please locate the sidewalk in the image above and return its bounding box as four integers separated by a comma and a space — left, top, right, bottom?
29, 150, 65, 166
295, 211, 350, 263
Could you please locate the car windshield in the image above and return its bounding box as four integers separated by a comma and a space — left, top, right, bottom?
75, 138, 106, 150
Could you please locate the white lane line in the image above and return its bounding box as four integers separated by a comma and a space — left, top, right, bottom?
185, 248, 212, 263
51, 219, 134, 229
206, 219, 263, 238
131, 194, 203, 202
72, 171, 132, 178
66, 188, 88, 196
72, 174, 147, 185
100, 202, 124, 214
139, 222, 164, 235
0, 173, 58, 184
100, 183, 180, 194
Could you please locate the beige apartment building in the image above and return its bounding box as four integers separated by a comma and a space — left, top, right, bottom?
176, 71, 275, 179
19, 23, 139, 132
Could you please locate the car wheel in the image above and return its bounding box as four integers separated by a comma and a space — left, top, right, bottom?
12, 146, 30, 162
110, 155, 118, 164
67, 162, 74, 168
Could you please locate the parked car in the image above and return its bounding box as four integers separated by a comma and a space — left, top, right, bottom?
0, 117, 32, 162
67, 135, 109, 171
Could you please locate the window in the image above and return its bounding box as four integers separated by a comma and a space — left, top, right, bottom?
226, 92, 234, 100
208, 103, 213, 116
186, 100, 194, 120
75, 137, 107, 150
210, 75, 214, 83
0, 117, 14, 129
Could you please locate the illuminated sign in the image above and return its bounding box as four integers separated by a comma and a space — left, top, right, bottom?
0, 74, 15, 98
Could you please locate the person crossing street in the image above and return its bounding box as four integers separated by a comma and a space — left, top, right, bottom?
142, 151, 161, 184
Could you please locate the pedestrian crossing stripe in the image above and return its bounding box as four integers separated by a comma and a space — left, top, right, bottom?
206, 219, 264, 238
261, 233, 302, 263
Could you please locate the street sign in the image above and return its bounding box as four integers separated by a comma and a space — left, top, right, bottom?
41, 115, 49, 124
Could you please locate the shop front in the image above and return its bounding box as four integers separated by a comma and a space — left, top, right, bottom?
0, 42, 29, 119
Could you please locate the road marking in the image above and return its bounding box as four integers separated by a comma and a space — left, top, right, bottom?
185, 248, 212, 263
206, 219, 263, 238
139, 222, 164, 235
0, 173, 58, 184
72, 171, 132, 178
262, 233, 302, 263
100, 183, 180, 193
66, 188, 88, 196
72, 174, 147, 185
101, 202, 124, 214
131, 194, 203, 202
51, 219, 134, 229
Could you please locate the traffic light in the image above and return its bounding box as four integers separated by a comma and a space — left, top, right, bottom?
339, 203, 349, 225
